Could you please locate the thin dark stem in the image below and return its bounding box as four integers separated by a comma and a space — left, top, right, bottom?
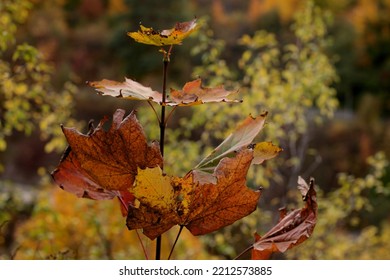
155, 236, 162, 260
156, 50, 170, 260
159, 62, 168, 154
168, 226, 184, 260
135, 230, 149, 260
147, 100, 161, 123
165, 105, 178, 126
118, 196, 148, 259
234, 245, 254, 260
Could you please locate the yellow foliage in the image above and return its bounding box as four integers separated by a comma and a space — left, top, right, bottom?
15, 187, 144, 259
13, 186, 209, 259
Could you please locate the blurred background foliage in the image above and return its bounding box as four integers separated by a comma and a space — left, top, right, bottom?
1, 0, 389, 259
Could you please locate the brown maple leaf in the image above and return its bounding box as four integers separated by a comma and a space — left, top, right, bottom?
126, 149, 261, 240
251, 177, 317, 259
183, 149, 261, 236
51, 109, 163, 199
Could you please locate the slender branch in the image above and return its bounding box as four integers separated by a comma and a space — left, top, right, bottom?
160, 63, 168, 154
156, 47, 171, 260
168, 225, 184, 260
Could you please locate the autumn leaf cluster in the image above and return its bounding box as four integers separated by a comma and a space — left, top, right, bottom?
52, 109, 282, 240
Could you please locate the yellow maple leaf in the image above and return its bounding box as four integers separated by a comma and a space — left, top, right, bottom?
132, 167, 174, 209
251, 142, 283, 165
127, 19, 198, 46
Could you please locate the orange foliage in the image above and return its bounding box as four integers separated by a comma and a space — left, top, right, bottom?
346, 0, 379, 34
213, 0, 302, 27
108, 0, 128, 14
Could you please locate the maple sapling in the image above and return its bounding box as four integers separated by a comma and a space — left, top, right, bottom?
52, 19, 317, 260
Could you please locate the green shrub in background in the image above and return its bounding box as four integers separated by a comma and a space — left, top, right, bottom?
0, 0, 80, 167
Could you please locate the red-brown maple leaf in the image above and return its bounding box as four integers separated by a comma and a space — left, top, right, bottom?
126, 149, 262, 240
51, 109, 163, 203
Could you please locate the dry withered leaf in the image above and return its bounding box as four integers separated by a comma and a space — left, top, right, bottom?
51, 109, 163, 198
127, 19, 197, 46
88, 78, 239, 107
169, 79, 241, 106
88, 78, 163, 103
195, 112, 268, 171
126, 149, 261, 240
251, 177, 317, 259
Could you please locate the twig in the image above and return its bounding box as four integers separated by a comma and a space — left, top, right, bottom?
234, 244, 254, 260
147, 100, 161, 123
118, 195, 149, 260
168, 225, 184, 260
165, 105, 178, 126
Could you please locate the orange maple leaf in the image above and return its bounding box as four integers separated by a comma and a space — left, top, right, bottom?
169, 79, 241, 106
182, 149, 262, 236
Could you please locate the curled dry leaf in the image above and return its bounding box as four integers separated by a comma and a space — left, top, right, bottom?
251, 177, 317, 260
51, 109, 163, 200
127, 19, 198, 46
195, 112, 268, 171
126, 149, 261, 240
88, 78, 163, 103
170, 79, 241, 106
